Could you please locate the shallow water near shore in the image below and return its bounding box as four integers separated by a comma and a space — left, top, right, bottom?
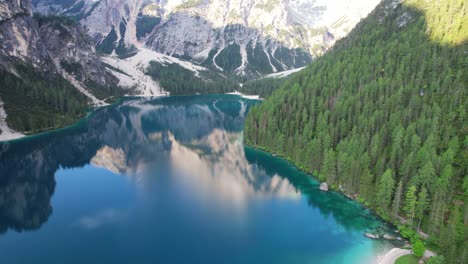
0, 95, 393, 263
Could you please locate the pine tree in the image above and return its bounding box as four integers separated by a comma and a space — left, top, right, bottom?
377, 169, 395, 214
320, 149, 337, 184
404, 185, 417, 228
416, 186, 429, 231
391, 180, 404, 219
439, 206, 463, 263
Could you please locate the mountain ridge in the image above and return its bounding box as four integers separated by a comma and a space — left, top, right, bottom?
32, 0, 381, 75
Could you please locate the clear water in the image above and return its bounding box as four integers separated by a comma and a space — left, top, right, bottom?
0, 95, 392, 264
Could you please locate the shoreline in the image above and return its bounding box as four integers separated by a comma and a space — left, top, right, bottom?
243, 143, 398, 226
0, 94, 147, 143
0, 111, 92, 143
244, 144, 408, 264
0, 93, 259, 143
226, 91, 262, 100
0, 98, 117, 143
376, 248, 412, 264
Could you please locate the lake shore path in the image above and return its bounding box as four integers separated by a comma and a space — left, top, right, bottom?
377, 248, 412, 264
378, 248, 437, 264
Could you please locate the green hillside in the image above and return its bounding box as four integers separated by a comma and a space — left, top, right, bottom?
0, 65, 88, 133
239, 76, 288, 98
145, 61, 239, 95
245, 0, 467, 262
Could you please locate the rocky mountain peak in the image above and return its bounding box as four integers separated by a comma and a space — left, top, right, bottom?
0, 0, 31, 22
0, 0, 119, 110
31, 0, 381, 76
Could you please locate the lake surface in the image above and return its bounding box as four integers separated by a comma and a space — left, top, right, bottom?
0, 95, 393, 264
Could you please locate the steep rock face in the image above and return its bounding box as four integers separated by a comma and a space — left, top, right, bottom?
32, 0, 381, 76
0, 0, 117, 96
142, 0, 378, 57
0, 0, 53, 71
143, 0, 313, 75
146, 13, 311, 75
0, 0, 116, 88
36, 16, 117, 87
0, 0, 123, 137
33, 0, 144, 53
0, 0, 31, 22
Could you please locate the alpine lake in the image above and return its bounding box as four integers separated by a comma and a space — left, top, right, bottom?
0, 95, 399, 264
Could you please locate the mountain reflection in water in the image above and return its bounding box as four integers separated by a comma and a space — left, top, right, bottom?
0, 95, 391, 264
0, 95, 296, 232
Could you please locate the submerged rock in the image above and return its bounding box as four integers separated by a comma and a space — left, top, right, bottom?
383, 234, 396, 240
364, 233, 379, 239
319, 182, 329, 191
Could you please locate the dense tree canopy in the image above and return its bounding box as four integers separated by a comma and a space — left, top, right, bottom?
245, 0, 467, 262
239, 77, 286, 98
0, 65, 89, 133
146, 61, 239, 95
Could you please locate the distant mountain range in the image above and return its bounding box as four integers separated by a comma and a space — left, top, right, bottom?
33, 0, 380, 75
0, 0, 380, 137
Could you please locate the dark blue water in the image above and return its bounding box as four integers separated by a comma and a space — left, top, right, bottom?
0, 95, 392, 264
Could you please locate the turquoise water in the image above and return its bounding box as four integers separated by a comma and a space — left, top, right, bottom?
0, 95, 392, 263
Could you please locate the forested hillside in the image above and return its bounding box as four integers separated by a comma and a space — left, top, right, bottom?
0, 66, 88, 133
0, 0, 122, 135
239, 77, 286, 98
145, 61, 239, 95
245, 0, 467, 262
